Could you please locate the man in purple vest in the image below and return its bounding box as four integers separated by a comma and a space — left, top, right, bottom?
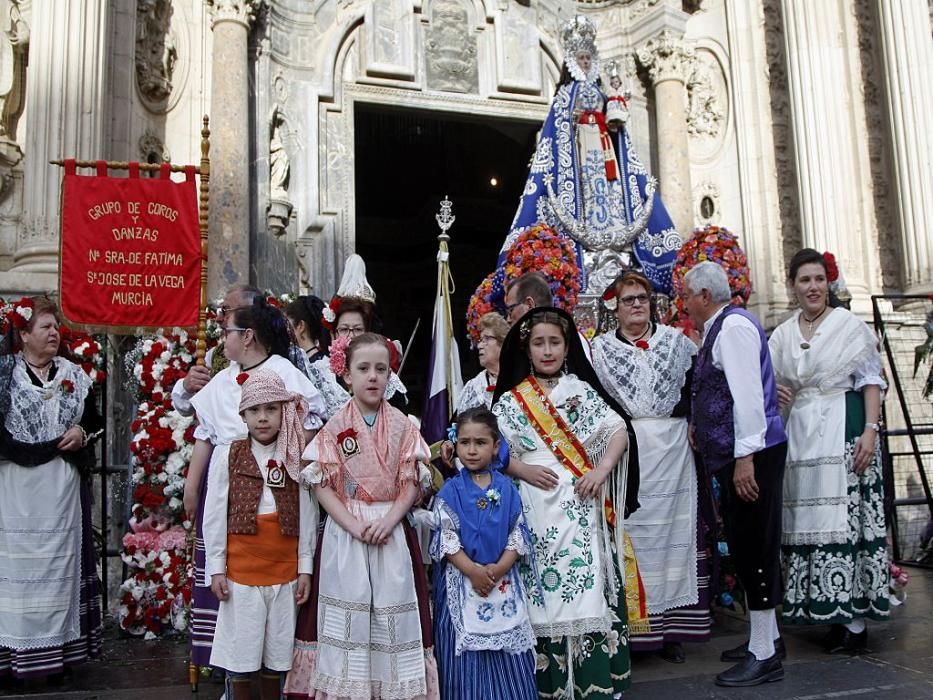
683, 261, 788, 687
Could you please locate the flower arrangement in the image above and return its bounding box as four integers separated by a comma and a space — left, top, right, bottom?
120, 325, 212, 636
0, 296, 33, 331
118, 516, 192, 639
670, 225, 752, 323
60, 326, 107, 384
466, 223, 582, 344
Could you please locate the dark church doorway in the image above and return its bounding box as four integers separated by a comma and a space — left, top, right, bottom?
354, 104, 539, 415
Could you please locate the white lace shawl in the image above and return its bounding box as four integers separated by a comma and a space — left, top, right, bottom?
591, 325, 696, 419
4, 356, 91, 443
455, 370, 493, 414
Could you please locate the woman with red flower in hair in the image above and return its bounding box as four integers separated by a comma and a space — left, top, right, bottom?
184, 298, 326, 675
591, 271, 713, 663
770, 248, 888, 653
0, 296, 104, 683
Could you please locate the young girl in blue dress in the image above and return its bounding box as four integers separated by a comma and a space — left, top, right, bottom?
431, 407, 537, 699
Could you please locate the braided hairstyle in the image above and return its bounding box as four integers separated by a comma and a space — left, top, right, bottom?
232, 297, 291, 359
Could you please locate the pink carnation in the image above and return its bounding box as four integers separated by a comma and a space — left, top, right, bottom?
158, 526, 188, 552
329, 335, 351, 376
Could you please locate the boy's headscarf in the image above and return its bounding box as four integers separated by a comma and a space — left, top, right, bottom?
239, 368, 307, 481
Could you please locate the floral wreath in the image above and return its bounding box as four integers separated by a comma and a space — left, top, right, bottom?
0, 296, 34, 334
466, 223, 581, 343
670, 225, 752, 322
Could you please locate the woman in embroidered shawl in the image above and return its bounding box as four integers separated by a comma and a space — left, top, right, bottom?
492, 307, 641, 699
186, 298, 326, 673
591, 271, 712, 663
431, 407, 537, 699
0, 296, 103, 682
769, 249, 888, 653
285, 333, 438, 699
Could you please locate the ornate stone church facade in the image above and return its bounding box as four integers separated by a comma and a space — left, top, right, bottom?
0, 0, 931, 326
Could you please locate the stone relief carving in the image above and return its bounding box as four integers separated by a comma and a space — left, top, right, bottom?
686, 51, 725, 139
762, 0, 801, 266
0, 0, 27, 145
636, 29, 696, 86
426, 0, 478, 93
135, 0, 178, 104
138, 131, 169, 165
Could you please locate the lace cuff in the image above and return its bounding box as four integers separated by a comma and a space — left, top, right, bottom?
505, 514, 532, 556
429, 498, 462, 562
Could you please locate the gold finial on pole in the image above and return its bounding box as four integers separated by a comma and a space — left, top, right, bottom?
196, 115, 211, 367
435, 195, 455, 242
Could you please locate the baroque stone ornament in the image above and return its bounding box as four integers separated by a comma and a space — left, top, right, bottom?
686, 51, 725, 139
135, 0, 178, 104
0, 0, 28, 142
693, 181, 720, 225
636, 29, 696, 85
425, 0, 478, 93
138, 130, 169, 165
209, 0, 261, 28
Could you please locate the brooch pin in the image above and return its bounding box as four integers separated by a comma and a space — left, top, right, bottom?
337, 428, 360, 458
266, 459, 286, 488
476, 497, 488, 510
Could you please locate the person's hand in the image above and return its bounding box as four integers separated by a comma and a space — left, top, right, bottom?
852, 429, 877, 475
688, 423, 696, 450
210, 574, 230, 601
57, 426, 84, 452
468, 565, 496, 597
183, 365, 211, 394
733, 455, 759, 502
295, 574, 312, 605
777, 384, 795, 409
348, 518, 370, 542
183, 482, 199, 520
517, 461, 560, 490
575, 466, 610, 500
362, 516, 396, 546
440, 440, 455, 470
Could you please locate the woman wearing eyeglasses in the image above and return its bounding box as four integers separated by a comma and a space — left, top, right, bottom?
183, 297, 327, 671
591, 271, 712, 664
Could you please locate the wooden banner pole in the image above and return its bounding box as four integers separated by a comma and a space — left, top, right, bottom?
197, 115, 210, 368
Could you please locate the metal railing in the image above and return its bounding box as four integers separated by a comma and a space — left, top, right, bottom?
871, 294, 933, 567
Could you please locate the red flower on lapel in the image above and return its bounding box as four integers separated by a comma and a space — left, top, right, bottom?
236, 372, 249, 385
337, 428, 357, 442
634, 340, 650, 350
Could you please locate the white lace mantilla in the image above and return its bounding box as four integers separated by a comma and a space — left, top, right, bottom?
591, 325, 695, 419
455, 370, 494, 414
4, 356, 91, 443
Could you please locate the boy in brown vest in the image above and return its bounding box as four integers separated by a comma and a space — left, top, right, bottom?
202, 369, 316, 700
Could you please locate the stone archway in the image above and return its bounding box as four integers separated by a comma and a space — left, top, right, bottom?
281, 0, 565, 298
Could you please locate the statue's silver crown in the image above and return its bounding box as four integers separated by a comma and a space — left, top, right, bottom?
560, 15, 598, 61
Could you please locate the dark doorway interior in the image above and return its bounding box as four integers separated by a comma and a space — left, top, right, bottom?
354, 104, 538, 415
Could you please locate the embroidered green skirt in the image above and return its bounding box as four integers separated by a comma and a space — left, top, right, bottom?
782, 392, 890, 624
534, 590, 631, 699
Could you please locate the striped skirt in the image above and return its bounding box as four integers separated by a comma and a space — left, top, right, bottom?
629, 539, 712, 651
432, 564, 536, 700
189, 463, 220, 668
0, 479, 102, 679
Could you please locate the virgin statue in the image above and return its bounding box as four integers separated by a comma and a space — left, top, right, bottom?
501, 16, 681, 299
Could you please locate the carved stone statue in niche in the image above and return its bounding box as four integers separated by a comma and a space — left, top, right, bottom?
268, 105, 293, 236
136, 0, 178, 104
425, 0, 478, 93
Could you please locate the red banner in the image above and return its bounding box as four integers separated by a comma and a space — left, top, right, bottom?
59, 160, 202, 330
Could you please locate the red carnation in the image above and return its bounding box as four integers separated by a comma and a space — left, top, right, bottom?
485, 384, 496, 393
59, 379, 75, 394
635, 340, 650, 350
601, 287, 616, 301
822, 252, 839, 282
236, 372, 249, 385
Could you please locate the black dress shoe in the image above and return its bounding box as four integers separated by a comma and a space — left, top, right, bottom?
720, 636, 786, 662
825, 627, 868, 654
715, 651, 784, 687
660, 641, 686, 664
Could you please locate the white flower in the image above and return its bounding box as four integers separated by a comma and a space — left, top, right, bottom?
323, 306, 336, 323
16, 305, 32, 321
144, 630, 157, 641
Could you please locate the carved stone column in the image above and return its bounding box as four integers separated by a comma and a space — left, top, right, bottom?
7, 0, 108, 288
207, 0, 258, 298
636, 30, 695, 237
780, 0, 875, 310
875, 0, 933, 294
